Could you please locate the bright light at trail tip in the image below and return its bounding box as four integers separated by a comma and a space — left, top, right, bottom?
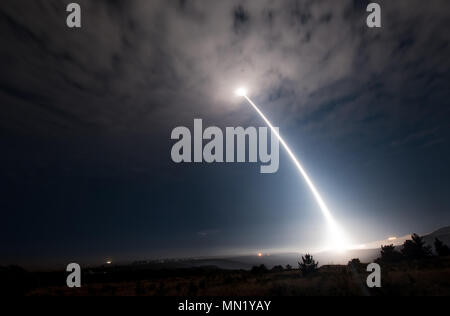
235, 87, 247, 97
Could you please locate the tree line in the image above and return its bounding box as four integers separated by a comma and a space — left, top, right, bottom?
378, 234, 450, 263
250, 234, 450, 277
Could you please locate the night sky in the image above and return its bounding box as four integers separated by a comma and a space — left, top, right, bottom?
1, 0, 450, 269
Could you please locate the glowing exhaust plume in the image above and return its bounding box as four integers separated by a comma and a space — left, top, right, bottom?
236, 88, 350, 251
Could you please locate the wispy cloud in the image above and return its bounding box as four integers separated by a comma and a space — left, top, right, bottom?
1, 0, 449, 140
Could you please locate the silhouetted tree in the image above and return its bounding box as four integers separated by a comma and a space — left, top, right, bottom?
251, 264, 268, 274
271, 265, 284, 272
401, 234, 432, 260
348, 258, 362, 269
380, 244, 403, 262
298, 254, 318, 276
434, 238, 450, 257
285, 264, 292, 271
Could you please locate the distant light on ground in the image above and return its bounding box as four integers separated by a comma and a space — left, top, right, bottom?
258, 253, 263, 257
106, 261, 112, 265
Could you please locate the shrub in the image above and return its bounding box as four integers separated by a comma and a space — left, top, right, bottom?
0, 266, 37, 296
298, 254, 318, 277
434, 238, 450, 257
271, 265, 284, 272
251, 264, 268, 274
348, 258, 363, 269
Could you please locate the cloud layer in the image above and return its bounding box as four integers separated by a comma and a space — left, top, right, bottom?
1, 0, 449, 140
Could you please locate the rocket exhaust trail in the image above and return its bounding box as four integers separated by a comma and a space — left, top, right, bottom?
243, 95, 349, 250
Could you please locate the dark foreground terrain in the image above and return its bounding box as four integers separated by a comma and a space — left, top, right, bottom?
2, 256, 449, 296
